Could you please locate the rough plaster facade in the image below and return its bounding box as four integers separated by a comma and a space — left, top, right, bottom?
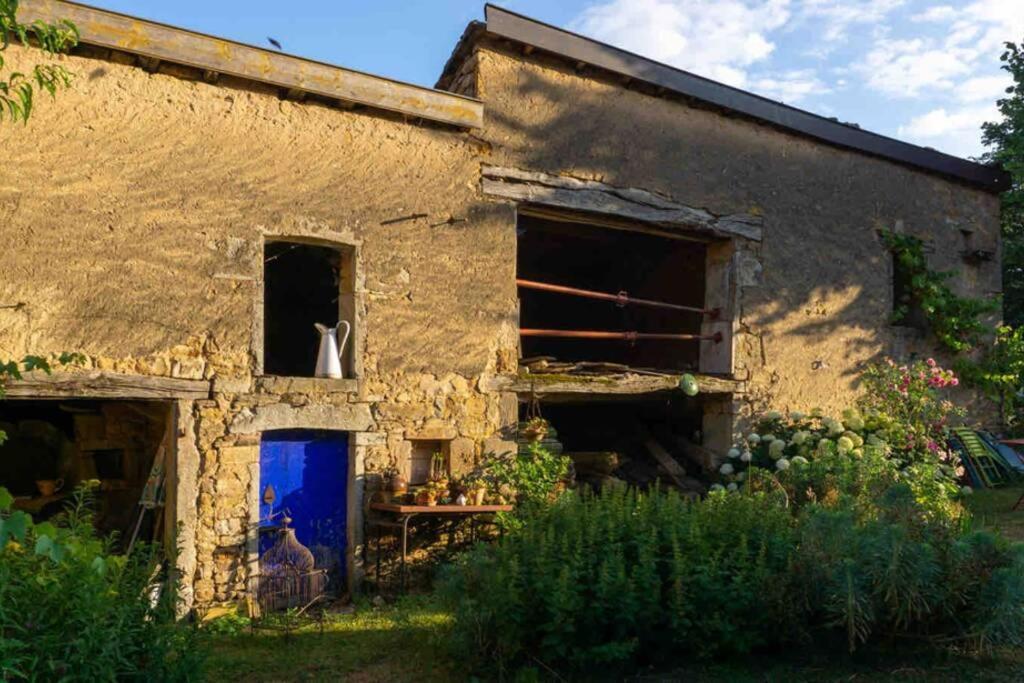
472, 42, 1002, 420
1, 31, 1002, 610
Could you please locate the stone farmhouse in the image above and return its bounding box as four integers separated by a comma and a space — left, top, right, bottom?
1, 0, 1007, 610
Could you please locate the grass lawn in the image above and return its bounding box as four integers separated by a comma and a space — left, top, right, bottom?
203, 487, 1024, 682
202, 598, 454, 682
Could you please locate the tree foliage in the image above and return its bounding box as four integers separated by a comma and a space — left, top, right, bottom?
0, 0, 78, 123
982, 41, 1024, 327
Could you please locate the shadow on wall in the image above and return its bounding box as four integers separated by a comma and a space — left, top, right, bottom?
485, 56, 998, 383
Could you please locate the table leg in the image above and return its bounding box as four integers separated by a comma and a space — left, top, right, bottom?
375, 523, 382, 589
400, 514, 413, 595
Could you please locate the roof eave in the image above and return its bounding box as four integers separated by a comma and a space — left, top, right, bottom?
482, 4, 1010, 192
20, 0, 484, 129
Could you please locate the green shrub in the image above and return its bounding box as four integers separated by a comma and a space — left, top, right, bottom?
440, 486, 1024, 676
0, 486, 204, 681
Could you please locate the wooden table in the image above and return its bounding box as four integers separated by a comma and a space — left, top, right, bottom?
369, 503, 513, 593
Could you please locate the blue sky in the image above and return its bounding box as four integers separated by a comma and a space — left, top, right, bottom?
89, 1, 1022, 160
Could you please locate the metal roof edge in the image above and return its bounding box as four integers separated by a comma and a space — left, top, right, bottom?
484, 4, 1010, 192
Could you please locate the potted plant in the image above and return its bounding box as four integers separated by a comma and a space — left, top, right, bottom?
464, 476, 488, 506
429, 451, 449, 489
521, 417, 550, 443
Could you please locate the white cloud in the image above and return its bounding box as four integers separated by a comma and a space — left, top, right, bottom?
957, 74, 1012, 103
800, 0, 905, 43
751, 69, 829, 103
897, 103, 999, 157
570, 0, 791, 87
858, 38, 973, 97
911, 5, 957, 22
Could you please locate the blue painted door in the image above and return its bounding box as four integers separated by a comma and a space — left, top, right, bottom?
259, 430, 348, 585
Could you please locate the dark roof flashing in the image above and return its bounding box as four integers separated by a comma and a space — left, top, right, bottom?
474, 4, 1008, 192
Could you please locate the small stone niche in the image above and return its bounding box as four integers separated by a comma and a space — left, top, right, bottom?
408, 439, 450, 485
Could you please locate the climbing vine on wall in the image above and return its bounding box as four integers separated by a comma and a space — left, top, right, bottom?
881, 230, 998, 353
0, 0, 78, 124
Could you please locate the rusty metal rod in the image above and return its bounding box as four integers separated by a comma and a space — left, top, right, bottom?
520, 329, 722, 343
516, 278, 720, 318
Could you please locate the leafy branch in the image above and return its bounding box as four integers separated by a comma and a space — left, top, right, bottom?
0, 0, 79, 123
881, 230, 998, 353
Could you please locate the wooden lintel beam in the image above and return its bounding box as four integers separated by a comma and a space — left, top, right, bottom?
20, 0, 483, 129
4, 371, 211, 400
482, 372, 743, 396
482, 165, 763, 241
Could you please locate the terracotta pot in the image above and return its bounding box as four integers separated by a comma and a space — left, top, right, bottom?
36, 479, 64, 497
522, 426, 547, 442
389, 474, 408, 497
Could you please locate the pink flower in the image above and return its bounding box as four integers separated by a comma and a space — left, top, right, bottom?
951, 378, 959, 387
927, 440, 939, 453
926, 358, 937, 368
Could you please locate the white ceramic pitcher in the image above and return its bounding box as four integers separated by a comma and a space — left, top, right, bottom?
314, 321, 351, 378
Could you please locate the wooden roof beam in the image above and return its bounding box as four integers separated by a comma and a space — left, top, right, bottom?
20, 0, 483, 129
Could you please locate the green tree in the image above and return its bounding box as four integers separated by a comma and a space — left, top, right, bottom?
0, 0, 78, 122
982, 41, 1024, 326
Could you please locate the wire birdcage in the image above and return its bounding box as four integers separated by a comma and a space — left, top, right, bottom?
254, 515, 327, 616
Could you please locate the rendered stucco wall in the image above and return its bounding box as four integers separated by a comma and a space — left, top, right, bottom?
473, 44, 1002, 423
1, 44, 518, 607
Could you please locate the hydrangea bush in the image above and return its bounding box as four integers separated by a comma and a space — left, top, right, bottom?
717, 359, 965, 500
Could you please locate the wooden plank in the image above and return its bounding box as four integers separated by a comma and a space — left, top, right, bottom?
20, 0, 483, 129
484, 372, 743, 396
482, 166, 762, 241
635, 423, 688, 489
4, 371, 210, 400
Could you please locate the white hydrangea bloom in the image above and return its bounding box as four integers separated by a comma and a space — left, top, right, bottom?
791, 431, 808, 446
845, 416, 865, 431
727, 447, 741, 459
775, 458, 790, 471
710, 483, 726, 492
719, 463, 735, 475
791, 456, 809, 466
747, 433, 761, 444
727, 482, 739, 492
837, 436, 854, 452
769, 439, 786, 458
790, 411, 805, 421
740, 450, 753, 462
764, 410, 782, 421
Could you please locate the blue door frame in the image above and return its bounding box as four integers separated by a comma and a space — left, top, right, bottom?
259, 429, 348, 585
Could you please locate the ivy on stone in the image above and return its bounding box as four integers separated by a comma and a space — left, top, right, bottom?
881, 230, 998, 353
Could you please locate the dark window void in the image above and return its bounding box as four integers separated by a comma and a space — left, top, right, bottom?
264, 241, 352, 378
0, 399, 169, 549
531, 398, 704, 488
892, 252, 928, 330
517, 214, 706, 372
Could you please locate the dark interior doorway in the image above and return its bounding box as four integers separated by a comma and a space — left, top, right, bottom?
517, 214, 707, 372
0, 399, 170, 548
264, 241, 343, 377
